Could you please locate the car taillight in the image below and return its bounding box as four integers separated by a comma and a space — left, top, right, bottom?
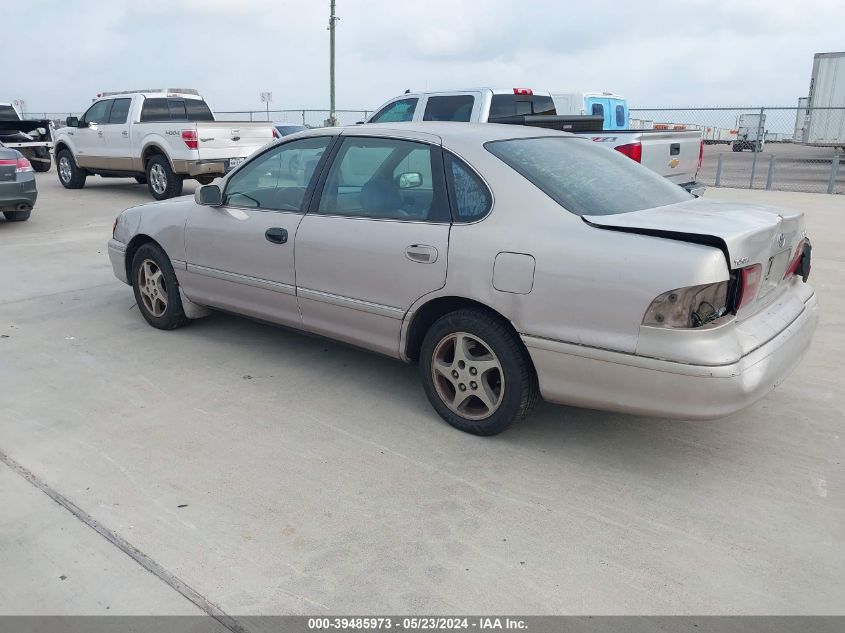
181, 130, 198, 150
784, 238, 811, 282
615, 142, 642, 163
272, 128, 280, 139
642, 281, 729, 328
513, 88, 533, 95
0, 157, 33, 172
736, 264, 763, 310
697, 139, 704, 175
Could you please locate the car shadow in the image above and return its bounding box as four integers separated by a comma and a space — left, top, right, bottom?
175, 309, 740, 475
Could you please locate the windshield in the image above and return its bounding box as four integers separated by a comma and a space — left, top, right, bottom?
0, 105, 21, 121
485, 136, 691, 216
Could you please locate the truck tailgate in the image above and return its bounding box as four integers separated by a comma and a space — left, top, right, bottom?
195, 122, 275, 160
638, 130, 701, 184
587, 130, 701, 186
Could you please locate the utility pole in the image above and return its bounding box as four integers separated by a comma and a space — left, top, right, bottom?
328, 0, 339, 126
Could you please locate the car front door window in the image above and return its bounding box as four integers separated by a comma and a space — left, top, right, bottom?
82, 100, 113, 126
224, 137, 332, 211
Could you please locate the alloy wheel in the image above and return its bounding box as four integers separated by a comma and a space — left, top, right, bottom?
149, 164, 167, 195
58, 156, 72, 183
137, 259, 168, 317
431, 331, 505, 420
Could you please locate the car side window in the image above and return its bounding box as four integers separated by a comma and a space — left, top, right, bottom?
591, 103, 604, 118
224, 137, 331, 211
370, 98, 418, 123
444, 152, 492, 222
82, 100, 113, 125
423, 95, 474, 122
140, 98, 170, 122
108, 99, 131, 124
316, 137, 448, 222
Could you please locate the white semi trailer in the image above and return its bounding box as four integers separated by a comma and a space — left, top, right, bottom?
800, 52, 845, 150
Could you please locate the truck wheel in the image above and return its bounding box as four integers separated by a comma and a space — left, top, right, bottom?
3, 209, 31, 222
57, 149, 87, 189
146, 155, 183, 200
419, 308, 538, 436
32, 158, 52, 173
134, 175, 147, 184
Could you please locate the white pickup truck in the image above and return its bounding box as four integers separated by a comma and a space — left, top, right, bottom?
53, 89, 275, 199
368, 88, 704, 194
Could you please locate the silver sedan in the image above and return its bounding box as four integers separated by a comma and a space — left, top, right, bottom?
108, 123, 818, 435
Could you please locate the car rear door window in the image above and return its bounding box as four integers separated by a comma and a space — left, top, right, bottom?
224, 136, 331, 211
370, 98, 418, 123
591, 103, 604, 118
444, 152, 492, 222
423, 95, 474, 122
140, 98, 170, 122
316, 137, 448, 221
108, 98, 131, 124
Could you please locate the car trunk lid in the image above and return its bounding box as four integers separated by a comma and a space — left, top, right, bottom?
583, 197, 806, 311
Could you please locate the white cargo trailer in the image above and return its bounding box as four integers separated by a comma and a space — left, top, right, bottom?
733, 113, 766, 152
801, 52, 845, 149
794, 97, 809, 143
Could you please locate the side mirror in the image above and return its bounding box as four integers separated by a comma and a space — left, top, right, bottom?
195, 184, 223, 206
397, 172, 422, 189
66, 116, 79, 128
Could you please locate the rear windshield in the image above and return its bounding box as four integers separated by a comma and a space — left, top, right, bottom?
0, 105, 20, 121
140, 97, 214, 122
485, 136, 691, 216
489, 94, 555, 119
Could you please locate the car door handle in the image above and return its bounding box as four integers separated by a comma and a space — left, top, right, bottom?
265, 227, 288, 244
97, 131, 104, 137
122, 131, 129, 136
405, 244, 438, 264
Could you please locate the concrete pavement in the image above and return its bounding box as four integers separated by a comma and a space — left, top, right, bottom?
0, 175, 843, 615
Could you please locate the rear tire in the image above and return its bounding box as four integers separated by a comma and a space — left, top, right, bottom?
146, 155, 183, 200
3, 209, 31, 221
419, 308, 538, 436
57, 149, 87, 189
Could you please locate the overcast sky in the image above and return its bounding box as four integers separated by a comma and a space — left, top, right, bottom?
4, 0, 844, 115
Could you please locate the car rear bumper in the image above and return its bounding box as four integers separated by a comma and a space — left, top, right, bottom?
108, 238, 128, 284
174, 159, 242, 178
0, 174, 37, 211
522, 290, 818, 420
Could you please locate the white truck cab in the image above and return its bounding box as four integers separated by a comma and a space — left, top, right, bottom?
53, 89, 275, 199
368, 88, 703, 193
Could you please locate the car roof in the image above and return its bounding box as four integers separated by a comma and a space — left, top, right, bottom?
295, 122, 576, 144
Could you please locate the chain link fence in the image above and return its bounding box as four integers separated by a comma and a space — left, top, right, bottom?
215, 109, 370, 126
631, 107, 845, 194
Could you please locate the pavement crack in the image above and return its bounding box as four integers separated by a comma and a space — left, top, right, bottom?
0, 450, 248, 633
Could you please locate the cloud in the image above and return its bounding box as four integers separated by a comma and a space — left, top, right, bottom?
3, 0, 844, 115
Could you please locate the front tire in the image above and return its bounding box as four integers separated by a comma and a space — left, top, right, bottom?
420, 308, 538, 436
146, 155, 183, 200
57, 149, 87, 189
3, 209, 31, 221
130, 243, 188, 330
